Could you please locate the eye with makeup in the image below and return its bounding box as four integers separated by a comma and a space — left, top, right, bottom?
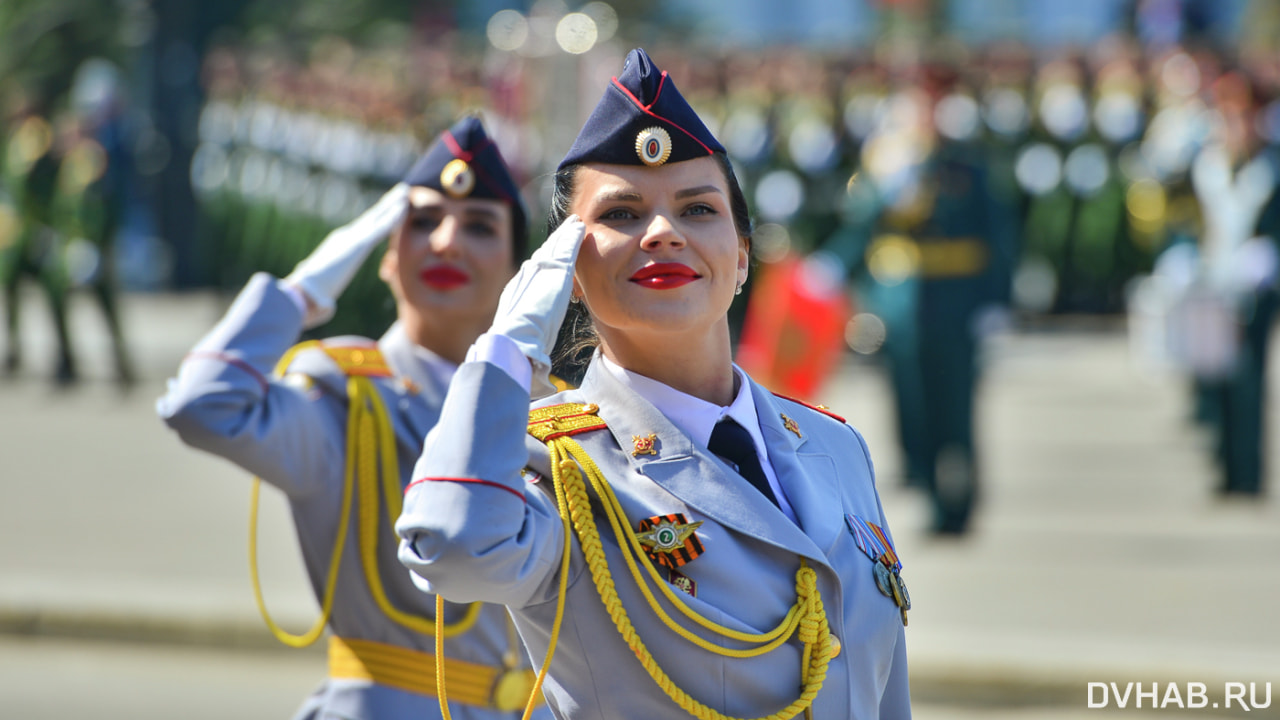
463, 219, 501, 238
683, 202, 719, 217
599, 206, 639, 223
407, 209, 442, 232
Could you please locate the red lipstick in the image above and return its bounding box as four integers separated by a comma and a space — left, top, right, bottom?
420, 266, 470, 290
629, 263, 701, 290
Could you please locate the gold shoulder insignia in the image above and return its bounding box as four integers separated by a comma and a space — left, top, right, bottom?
548, 374, 576, 393
528, 402, 606, 442
319, 344, 393, 378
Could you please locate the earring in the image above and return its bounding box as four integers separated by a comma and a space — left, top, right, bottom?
570, 295, 582, 305
734, 283, 743, 296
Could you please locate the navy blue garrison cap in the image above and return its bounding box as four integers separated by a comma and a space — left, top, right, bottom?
403, 116, 526, 223
558, 48, 725, 171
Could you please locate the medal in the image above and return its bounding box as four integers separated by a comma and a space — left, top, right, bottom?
873, 561, 894, 598
635, 513, 705, 569
846, 513, 911, 624
667, 567, 697, 597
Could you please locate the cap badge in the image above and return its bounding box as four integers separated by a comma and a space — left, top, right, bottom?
440, 158, 475, 198
635, 126, 672, 167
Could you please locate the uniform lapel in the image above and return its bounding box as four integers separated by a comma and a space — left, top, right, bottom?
378, 323, 445, 449
751, 385, 844, 557
579, 361, 827, 564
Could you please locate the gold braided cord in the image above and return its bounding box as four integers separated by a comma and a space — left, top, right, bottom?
350, 376, 482, 638
564, 440, 798, 651
434, 450, 572, 720
542, 436, 832, 720
247, 341, 479, 648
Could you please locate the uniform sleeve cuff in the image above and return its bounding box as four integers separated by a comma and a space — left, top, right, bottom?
466, 333, 532, 393
278, 281, 310, 318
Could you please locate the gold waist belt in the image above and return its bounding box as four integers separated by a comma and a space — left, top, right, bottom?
328, 636, 540, 711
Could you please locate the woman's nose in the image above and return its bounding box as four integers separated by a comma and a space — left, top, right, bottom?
429, 216, 460, 255
640, 213, 686, 251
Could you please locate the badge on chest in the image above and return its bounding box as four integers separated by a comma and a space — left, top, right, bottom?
635, 513, 705, 596
846, 514, 911, 625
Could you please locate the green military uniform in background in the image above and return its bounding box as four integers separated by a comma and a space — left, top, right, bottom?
1, 111, 75, 383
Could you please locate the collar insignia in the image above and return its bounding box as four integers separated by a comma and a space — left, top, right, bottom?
632, 433, 659, 457
636, 513, 704, 569
781, 413, 802, 438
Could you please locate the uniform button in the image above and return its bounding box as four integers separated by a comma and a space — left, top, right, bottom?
829, 635, 842, 658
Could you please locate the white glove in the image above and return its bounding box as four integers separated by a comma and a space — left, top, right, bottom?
489, 215, 586, 398
285, 183, 410, 328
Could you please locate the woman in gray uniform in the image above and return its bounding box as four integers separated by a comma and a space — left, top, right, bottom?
158, 116, 550, 720
396, 51, 911, 719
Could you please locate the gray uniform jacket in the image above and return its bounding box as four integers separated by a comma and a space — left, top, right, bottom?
157, 273, 545, 720
396, 356, 912, 719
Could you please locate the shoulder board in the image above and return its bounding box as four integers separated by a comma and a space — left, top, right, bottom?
528, 402, 607, 442
318, 342, 393, 378
548, 373, 577, 393
771, 392, 846, 424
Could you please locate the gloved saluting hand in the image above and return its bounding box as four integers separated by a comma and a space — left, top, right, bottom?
488, 215, 586, 398
285, 183, 410, 328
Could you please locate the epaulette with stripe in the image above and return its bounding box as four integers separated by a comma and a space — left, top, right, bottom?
317, 342, 393, 378
771, 391, 846, 424
528, 402, 607, 441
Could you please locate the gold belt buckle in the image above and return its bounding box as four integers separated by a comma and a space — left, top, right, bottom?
490, 668, 534, 712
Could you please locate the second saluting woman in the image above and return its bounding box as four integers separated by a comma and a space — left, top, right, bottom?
159, 117, 550, 720
397, 50, 911, 719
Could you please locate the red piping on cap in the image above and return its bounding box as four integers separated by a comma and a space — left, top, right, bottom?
440, 131, 515, 205
610, 72, 713, 156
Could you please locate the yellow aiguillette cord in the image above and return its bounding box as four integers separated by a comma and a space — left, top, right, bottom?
249, 342, 480, 648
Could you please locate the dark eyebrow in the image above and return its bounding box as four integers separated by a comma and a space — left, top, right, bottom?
594, 189, 643, 204
674, 185, 724, 200
462, 206, 502, 222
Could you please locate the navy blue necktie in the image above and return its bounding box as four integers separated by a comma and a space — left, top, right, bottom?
709, 418, 779, 508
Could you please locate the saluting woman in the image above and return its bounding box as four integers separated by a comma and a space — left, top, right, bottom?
159, 117, 550, 720
397, 51, 911, 719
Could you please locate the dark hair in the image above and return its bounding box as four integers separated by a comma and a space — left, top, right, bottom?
510, 207, 529, 268
548, 151, 752, 383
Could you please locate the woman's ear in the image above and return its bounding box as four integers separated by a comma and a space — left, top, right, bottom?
736, 237, 750, 287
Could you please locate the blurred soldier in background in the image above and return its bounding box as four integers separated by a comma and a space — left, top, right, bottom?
827, 60, 1014, 535
1188, 70, 1279, 496
1, 89, 75, 384
52, 59, 137, 387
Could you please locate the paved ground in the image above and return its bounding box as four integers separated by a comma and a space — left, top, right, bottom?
1, 288, 1278, 718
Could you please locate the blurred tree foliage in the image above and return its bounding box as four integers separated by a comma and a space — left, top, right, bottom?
0, 0, 123, 108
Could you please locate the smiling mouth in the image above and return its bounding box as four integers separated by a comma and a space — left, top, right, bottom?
629, 263, 702, 290
420, 266, 470, 289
